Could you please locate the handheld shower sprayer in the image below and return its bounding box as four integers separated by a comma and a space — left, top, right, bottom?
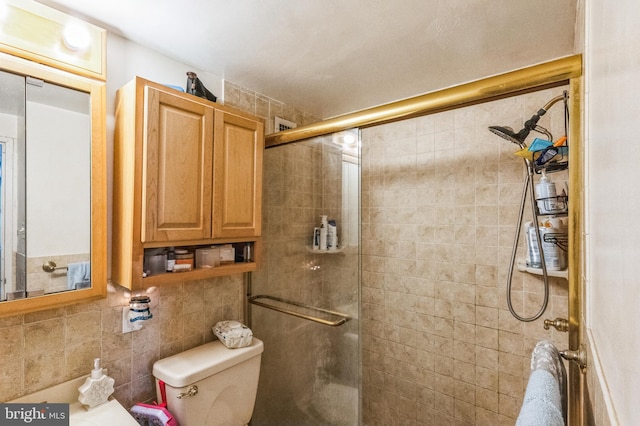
488, 126, 528, 148
488, 94, 566, 149
486, 92, 568, 323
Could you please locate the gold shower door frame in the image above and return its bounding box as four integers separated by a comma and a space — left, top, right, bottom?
266, 54, 584, 425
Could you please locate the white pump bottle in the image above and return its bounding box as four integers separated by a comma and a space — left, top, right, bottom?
78, 358, 115, 409
535, 172, 558, 214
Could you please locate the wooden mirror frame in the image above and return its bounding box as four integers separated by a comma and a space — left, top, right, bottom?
0, 52, 107, 317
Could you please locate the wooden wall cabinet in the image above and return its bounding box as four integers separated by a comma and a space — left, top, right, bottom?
113, 77, 263, 290
213, 110, 264, 238
143, 85, 214, 243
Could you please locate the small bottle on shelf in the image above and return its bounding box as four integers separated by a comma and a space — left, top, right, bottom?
166, 247, 176, 272
319, 215, 328, 251
243, 243, 252, 262
540, 218, 567, 271
327, 219, 338, 250
525, 221, 542, 268
174, 249, 194, 272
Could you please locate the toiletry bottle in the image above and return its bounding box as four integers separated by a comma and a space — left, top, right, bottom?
540, 218, 567, 270
166, 247, 175, 272
78, 358, 115, 409
535, 172, 558, 214
312, 227, 320, 250
319, 215, 328, 250
327, 220, 338, 250
525, 221, 542, 268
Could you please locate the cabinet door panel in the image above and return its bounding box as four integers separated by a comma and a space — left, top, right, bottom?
213, 110, 263, 238
142, 87, 213, 242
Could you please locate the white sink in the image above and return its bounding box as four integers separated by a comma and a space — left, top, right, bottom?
69, 399, 138, 425
10, 374, 139, 426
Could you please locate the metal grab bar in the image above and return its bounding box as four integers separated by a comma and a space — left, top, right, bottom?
248, 295, 350, 327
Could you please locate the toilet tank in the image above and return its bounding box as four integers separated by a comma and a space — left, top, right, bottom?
153, 338, 264, 426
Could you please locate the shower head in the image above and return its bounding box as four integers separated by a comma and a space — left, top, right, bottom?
488, 94, 567, 148
488, 125, 529, 148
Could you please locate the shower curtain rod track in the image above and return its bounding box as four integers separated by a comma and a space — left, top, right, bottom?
248, 294, 350, 327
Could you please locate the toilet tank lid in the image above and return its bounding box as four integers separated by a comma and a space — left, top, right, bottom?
153, 338, 263, 388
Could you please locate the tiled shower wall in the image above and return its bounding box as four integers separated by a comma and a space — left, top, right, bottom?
360, 87, 570, 425
251, 137, 360, 425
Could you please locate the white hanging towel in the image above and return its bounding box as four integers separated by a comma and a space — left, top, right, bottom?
516, 340, 567, 426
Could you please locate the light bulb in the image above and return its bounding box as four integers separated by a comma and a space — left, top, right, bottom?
343, 134, 356, 145
63, 20, 91, 51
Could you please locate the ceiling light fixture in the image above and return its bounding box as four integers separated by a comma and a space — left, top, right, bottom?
62, 19, 91, 51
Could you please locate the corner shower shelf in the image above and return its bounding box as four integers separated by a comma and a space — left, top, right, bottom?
516, 258, 568, 280
305, 246, 346, 254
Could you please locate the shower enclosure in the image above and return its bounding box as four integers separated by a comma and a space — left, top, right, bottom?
249, 131, 360, 425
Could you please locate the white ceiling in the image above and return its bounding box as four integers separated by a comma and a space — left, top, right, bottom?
37, 0, 577, 119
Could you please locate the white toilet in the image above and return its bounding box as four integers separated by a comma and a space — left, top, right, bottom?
152, 338, 264, 426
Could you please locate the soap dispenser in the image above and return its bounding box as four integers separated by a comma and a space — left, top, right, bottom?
78, 358, 115, 409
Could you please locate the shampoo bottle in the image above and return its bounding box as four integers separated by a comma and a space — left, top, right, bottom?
327, 220, 338, 250
78, 358, 115, 409
525, 221, 542, 268
540, 218, 567, 270
319, 215, 328, 251
312, 227, 320, 250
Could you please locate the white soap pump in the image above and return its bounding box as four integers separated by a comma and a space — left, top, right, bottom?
78, 358, 115, 410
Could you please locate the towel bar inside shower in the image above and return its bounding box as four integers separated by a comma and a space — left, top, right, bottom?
248, 294, 350, 327
42, 260, 68, 273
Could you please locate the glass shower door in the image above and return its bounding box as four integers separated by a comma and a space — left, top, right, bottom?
250, 131, 360, 425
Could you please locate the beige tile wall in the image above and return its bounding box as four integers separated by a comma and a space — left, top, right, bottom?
230, 72, 364, 426
0, 274, 245, 407
251, 137, 360, 425
223, 81, 318, 134
360, 87, 571, 425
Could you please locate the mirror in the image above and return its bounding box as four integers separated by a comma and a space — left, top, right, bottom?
0, 53, 106, 316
